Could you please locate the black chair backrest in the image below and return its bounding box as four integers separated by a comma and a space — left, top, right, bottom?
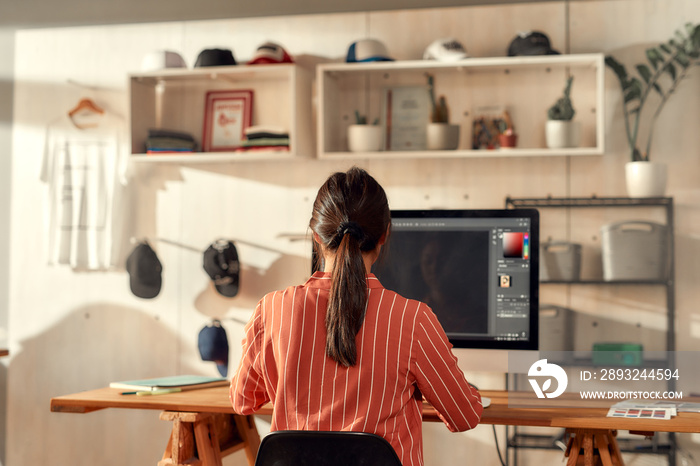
254, 430, 403, 466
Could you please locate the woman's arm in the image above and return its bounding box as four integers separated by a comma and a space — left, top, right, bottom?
230, 303, 269, 414
411, 305, 483, 432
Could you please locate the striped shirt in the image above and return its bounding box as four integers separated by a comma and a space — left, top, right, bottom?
231, 272, 483, 466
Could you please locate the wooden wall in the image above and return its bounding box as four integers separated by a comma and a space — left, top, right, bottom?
8, 1, 700, 465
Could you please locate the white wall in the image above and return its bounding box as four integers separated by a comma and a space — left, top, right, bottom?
0, 25, 14, 466
8, 1, 700, 465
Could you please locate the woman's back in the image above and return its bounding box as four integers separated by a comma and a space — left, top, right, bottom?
232, 272, 483, 466
231, 167, 482, 466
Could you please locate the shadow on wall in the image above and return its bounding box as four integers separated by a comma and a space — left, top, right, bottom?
195, 253, 312, 317
8, 303, 204, 465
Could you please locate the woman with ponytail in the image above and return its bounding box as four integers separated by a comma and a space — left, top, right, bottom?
231, 167, 482, 466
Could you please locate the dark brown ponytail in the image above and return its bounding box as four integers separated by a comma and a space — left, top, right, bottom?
310, 167, 390, 367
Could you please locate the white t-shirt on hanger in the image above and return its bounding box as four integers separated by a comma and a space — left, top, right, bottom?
40, 111, 129, 271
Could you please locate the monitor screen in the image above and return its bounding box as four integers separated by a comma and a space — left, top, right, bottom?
371, 209, 539, 350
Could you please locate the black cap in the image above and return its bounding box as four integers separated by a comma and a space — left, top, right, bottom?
194, 48, 237, 67
203, 239, 240, 298
507, 31, 560, 56
126, 242, 162, 299
198, 320, 229, 377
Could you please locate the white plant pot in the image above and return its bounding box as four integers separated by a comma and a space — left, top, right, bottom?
426, 123, 460, 150
545, 120, 580, 149
347, 125, 383, 152
625, 161, 668, 198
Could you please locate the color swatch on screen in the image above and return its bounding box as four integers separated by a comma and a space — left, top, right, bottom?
502, 232, 524, 258
523, 233, 529, 259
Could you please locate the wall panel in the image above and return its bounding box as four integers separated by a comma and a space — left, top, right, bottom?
8, 1, 700, 465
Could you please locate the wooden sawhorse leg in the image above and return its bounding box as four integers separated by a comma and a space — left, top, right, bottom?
158, 412, 260, 466
565, 429, 624, 466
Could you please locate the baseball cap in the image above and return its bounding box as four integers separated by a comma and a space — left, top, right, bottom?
203, 239, 240, 298
194, 48, 237, 67
198, 320, 229, 377
423, 38, 469, 62
140, 50, 187, 72
346, 39, 394, 63
248, 42, 294, 65
126, 242, 162, 299
507, 31, 560, 56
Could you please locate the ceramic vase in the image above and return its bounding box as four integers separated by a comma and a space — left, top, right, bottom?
426, 123, 460, 150
498, 134, 518, 149
625, 161, 668, 198
545, 120, 580, 149
347, 125, 383, 152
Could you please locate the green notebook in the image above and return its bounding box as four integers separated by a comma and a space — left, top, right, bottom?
109, 375, 228, 392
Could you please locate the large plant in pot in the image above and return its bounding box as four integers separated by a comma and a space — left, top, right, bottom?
606, 22, 700, 197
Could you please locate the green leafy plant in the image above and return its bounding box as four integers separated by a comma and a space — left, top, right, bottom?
606, 22, 700, 161
547, 76, 575, 121
354, 110, 378, 125
427, 74, 449, 123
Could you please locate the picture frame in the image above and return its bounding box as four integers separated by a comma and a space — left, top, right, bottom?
381, 86, 431, 151
202, 90, 254, 152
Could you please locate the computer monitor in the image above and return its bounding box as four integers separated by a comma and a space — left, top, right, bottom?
371, 209, 539, 351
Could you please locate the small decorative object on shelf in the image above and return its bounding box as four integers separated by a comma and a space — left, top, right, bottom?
426, 73, 459, 150
545, 76, 580, 149
606, 22, 700, 197
472, 105, 505, 150
347, 110, 382, 152
498, 110, 517, 149
202, 89, 254, 152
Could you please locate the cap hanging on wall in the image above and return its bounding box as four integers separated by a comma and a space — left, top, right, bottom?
126, 241, 162, 299
203, 239, 240, 297
198, 319, 229, 377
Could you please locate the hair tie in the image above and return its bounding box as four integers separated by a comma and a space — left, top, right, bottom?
338, 221, 364, 241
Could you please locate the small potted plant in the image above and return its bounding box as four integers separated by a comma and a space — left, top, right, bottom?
426, 74, 460, 150
606, 22, 700, 197
545, 76, 580, 149
498, 110, 517, 148
347, 110, 382, 152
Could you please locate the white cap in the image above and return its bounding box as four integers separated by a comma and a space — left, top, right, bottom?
141, 50, 187, 72
423, 38, 469, 62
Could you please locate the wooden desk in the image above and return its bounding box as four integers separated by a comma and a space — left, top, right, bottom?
51, 388, 700, 466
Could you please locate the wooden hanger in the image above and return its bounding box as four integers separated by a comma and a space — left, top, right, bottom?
68, 97, 104, 117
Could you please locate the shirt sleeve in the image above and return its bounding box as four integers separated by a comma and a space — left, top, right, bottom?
230, 301, 269, 415
410, 304, 483, 432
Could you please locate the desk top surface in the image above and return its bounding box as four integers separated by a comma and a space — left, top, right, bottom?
50, 387, 700, 433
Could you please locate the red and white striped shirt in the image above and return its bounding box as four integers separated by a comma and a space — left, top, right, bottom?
231, 272, 483, 466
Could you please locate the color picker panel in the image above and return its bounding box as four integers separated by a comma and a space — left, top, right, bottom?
503, 232, 524, 258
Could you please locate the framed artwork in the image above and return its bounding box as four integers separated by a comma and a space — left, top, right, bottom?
202, 90, 254, 152
381, 86, 431, 151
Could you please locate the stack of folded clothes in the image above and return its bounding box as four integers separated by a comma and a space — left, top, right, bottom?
145, 128, 198, 154
236, 125, 290, 152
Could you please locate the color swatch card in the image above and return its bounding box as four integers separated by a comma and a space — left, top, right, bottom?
607, 407, 673, 420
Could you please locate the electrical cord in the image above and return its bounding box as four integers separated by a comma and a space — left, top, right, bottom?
492, 424, 507, 466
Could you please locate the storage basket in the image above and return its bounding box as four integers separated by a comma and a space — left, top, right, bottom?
600, 221, 667, 281
540, 241, 582, 281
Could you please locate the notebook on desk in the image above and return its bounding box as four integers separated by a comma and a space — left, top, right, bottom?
109, 375, 228, 392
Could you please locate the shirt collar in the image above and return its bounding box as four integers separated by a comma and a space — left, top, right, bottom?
305, 271, 383, 289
